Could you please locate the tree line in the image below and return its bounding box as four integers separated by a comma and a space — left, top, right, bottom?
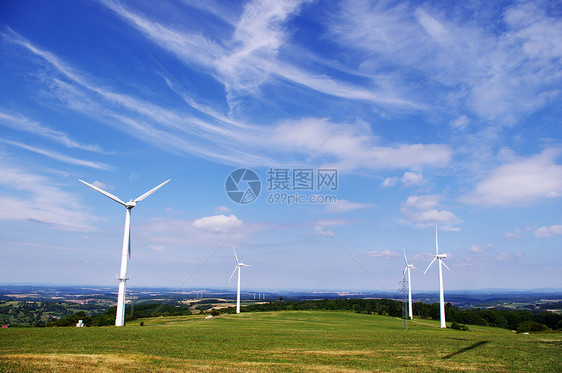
41, 303, 193, 327
32, 298, 562, 332
223, 298, 562, 332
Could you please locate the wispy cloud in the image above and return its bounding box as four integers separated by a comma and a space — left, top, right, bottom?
460, 149, 562, 205
265, 118, 451, 171
311, 218, 351, 237
535, 225, 562, 238
5, 28, 451, 172
330, 1, 562, 124
367, 250, 397, 259
100, 0, 423, 111
0, 154, 96, 231
0, 139, 111, 170
468, 243, 493, 253
0, 111, 103, 152
325, 199, 373, 214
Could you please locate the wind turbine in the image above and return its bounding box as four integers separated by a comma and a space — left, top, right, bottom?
402, 249, 415, 319
228, 246, 252, 314
423, 226, 450, 328
79, 178, 170, 326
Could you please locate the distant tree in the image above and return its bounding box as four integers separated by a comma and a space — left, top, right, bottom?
55, 311, 92, 327
517, 321, 548, 333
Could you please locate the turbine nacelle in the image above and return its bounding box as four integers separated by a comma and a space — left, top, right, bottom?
126, 201, 137, 209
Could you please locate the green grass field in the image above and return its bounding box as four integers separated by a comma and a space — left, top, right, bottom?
1, 311, 560, 372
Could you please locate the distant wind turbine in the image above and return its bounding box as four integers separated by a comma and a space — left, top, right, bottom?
228, 246, 252, 314
79, 178, 170, 326
423, 226, 451, 328
402, 249, 415, 320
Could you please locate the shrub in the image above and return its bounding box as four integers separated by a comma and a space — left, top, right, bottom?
451, 322, 469, 331
517, 321, 548, 333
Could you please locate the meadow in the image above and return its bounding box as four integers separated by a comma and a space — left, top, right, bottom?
1, 311, 560, 372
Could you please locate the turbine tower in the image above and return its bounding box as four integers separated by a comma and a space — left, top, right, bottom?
228, 246, 252, 314
423, 226, 450, 328
79, 178, 170, 326
402, 249, 415, 319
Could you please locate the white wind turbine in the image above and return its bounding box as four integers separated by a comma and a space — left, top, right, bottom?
228, 246, 252, 314
79, 178, 170, 326
423, 226, 450, 328
402, 249, 415, 320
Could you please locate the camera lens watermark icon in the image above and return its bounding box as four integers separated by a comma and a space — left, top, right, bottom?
225, 168, 261, 204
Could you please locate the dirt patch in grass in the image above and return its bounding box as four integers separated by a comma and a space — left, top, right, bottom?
1, 353, 145, 372
1, 353, 368, 373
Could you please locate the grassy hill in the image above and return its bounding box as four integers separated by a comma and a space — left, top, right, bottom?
1, 311, 560, 372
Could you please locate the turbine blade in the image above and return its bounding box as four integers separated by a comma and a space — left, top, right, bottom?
402, 267, 407, 279
404, 249, 408, 265
133, 179, 171, 203
79, 179, 126, 206
228, 266, 238, 283
441, 260, 451, 271
423, 257, 437, 275
232, 245, 239, 265
242, 264, 252, 267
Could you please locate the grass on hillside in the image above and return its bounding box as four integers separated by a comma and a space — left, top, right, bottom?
1, 311, 561, 372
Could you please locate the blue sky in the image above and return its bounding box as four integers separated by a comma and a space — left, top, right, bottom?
0, 0, 561, 293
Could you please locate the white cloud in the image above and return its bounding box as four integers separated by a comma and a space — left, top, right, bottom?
266, 118, 452, 171
311, 218, 350, 237
503, 233, 521, 240
6, 30, 449, 173
450, 115, 469, 131
215, 206, 231, 213
0, 139, 111, 170
400, 195, 460, 227
332, 2, 562, 124
149, 245, 165, 252
381, 171, 423, 188
535, 225, 562, 238
218, 0, 305, 98
468, 245, 483, 253
460, 149, 562, 205
192, 214, 243, 234
401, 171, 423, 186
411, 252, 434, 263
494, 251, 509, 261
0, 111, 103, 152
325, 199, 373, 214
0, 155, 96, 231
92, 181, 113, 190
367, 250, 398, 259
382, 177, 398, 188
468, 243, 492, 253
313, 224, 333, 237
